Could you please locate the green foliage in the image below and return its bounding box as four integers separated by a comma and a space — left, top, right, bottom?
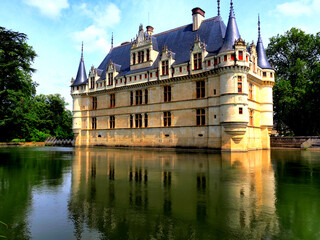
267, 28, 320, 136
0, 221, 8, 238
0, 26, 73, 141
11, 139, 25, 143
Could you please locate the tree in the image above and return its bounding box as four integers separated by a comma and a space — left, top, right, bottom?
0, 26, 37, 141
266, 28, 320, 136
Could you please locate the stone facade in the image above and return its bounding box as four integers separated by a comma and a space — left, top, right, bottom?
70, 3, 274, 151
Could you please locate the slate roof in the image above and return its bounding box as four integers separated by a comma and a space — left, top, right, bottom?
72, 54, 88, 86
96, 16, 227, 80
256, 17, 272, 69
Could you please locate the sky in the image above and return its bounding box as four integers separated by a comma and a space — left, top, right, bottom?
1, 0, 320, 110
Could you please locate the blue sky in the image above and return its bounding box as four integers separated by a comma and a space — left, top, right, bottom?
1, 0, 319, 110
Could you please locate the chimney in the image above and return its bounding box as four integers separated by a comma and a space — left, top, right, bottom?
146, 25, 154, 36
192, 7, 205, 31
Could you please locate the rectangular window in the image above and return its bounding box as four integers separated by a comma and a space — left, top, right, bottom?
135, 90, 142, 105
130, 114, 133, 128
179, 66, 182, 72
164, 85, 171, 102
196, 109, 206, 126
246, 55, 248, 62
138, 51, 144, 63
163, 111, 171, 127
238, 76, 242, 93
239, 108, 243, 114
133, 53, 136, 65
224, 55, 227, 62
263, 72, 267, 77
214, 58, 218, 65
108, 73, 113, 86
144, 113, 148, 128
92, 117, 97, 129
249, 83, 253, 100
196, 80, 205, 98
140, 75, 142, 80
145, 89, 148, 104
239, 51, 243, 60
249, 109, 254, 126
270, 72, 273, 78
214, 89, 217, 95
92, 97, 97, 110
150, 73, 153, 78
194, 53, 202, 70
162, 60, 168, 75
135, 114, 142, 128
130, 91, 133, 106
207, 60, 211, 67
90, 77, 95, 89
145, 74, 147, 79
231, 54, 235, 61
110, 93, 115, 108
146, 49, 150, 61
110, 115, 115, 129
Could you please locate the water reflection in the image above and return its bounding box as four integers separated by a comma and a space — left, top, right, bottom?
68, 149, 279, 239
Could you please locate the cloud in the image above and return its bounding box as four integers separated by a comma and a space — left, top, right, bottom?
24, 0, 69, 18
71, 2, 121, 53
276, 0, 320, 16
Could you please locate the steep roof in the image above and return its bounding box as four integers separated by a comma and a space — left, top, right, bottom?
96, 16, 226, 80
219, 1, 240, 53
256, 16, 272, 69
72, 44, 88, 86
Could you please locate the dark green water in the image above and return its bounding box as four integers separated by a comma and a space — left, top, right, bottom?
0, 147, 320, 240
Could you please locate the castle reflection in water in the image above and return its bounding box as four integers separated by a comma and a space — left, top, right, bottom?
68, 148, 279, 239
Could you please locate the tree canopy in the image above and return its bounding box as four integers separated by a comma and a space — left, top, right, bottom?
267, 28, 320, 136
0, 26, 72, 141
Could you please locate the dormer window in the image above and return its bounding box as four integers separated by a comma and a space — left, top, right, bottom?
239, 51, 243, 60
162, 60, 168, 75
90, 77, 94, 89
194, 53, 202, 70
133, 53, 136, 64
108, 73, 113, 85
138, 51, 144, 63
146, 49, 150, 61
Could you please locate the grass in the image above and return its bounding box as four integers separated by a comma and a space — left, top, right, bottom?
0, 221, 8, 239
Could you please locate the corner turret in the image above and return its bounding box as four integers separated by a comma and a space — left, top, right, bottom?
72, 42, 88, 86
256, 16, 272, 69
219, 0, 240, 53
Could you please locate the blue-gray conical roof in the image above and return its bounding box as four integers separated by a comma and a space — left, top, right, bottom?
256, 16, 272, 69
219, 0, 240, 53
72, 43, 88, 86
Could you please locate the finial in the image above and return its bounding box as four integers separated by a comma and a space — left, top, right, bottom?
111, 32, 113, 49
218, 0, 220, 16
258, 14, 261, 39
81, 41, 83, 61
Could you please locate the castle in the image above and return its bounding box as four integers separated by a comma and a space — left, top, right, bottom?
70, 1, 274, 151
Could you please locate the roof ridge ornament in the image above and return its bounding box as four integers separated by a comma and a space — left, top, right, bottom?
111, 32, 114, 49
81, 41, 83, 62
218, 0, 220, 16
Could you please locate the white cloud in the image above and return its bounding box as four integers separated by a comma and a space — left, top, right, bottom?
71, 2, 121, 53
276, 0, 320, 16
24, 0, 69, 18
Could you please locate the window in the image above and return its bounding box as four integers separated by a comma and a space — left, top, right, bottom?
77, 86, 79, 90
135, 90, 142, 105
144, 113, 148, 128
130, 76, 132, 81
239, 51, 243, 60
135, 76, 137, 80
145, 89, 148, 104
110, 115, 115, 129
92, 117, 97, 129
196, 109, 206, 126
270, 72, 273, 78
249, 83, 253, 100
163, 111, 171, 127
108, 72, 113, 86
150, 73, 153, 78
162, 60, 168, 75
130, 91, 133, 106
179, 66, 182, 72
146, 49, 150, 61
135, 114, 142, 128
140, 75, 142, 80
133, 53, 136, 65
253, 57, 256, 72
231, 54, 235, 61
194, 53, 202, 70
214, 58, 218, 65
249, 109, 254, 126
214, 89, 217, 95
263, 72, 267, 77
164, 85, 171, 102
92, 97, 97, 110
145, 74, 147, 79
196, 80, 205, 98
130, 115, 133, 128
238, 76, 242, 93
239, 108, 243, 114
90, 77, 95, 89
246, 55, 248, 62
138, 51, 144, 63
207, 60, 211, 67
110, 93, 115, 108
224, 55, 227, 62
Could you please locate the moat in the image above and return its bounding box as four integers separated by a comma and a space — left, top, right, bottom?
0, 147, 320, 239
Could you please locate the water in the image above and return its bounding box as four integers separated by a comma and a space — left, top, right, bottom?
0, 147, 320, 240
